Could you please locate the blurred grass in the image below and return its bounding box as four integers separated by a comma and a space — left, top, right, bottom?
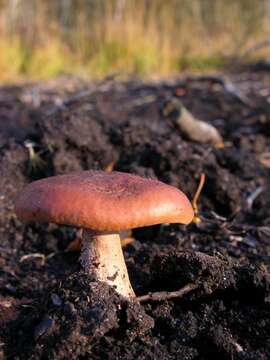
0, 0, 269, 82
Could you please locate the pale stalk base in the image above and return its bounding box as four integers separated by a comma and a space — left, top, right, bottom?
80, 229, 135, 298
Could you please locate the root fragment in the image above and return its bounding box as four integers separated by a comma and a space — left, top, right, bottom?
138, 283, 197, 302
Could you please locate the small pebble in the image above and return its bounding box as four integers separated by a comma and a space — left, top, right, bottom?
51, 293, 62, 306
34, 314, 54, 340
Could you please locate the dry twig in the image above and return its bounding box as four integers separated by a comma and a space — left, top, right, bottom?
19, 253, 46, 265
246, 186, 264, 210
138, 283, 198, 302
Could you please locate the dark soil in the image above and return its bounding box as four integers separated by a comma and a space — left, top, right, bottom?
1, 73, 270, 359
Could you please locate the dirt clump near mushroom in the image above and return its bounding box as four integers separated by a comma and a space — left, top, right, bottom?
3, 272, 154, 360
3, 252, 270, 359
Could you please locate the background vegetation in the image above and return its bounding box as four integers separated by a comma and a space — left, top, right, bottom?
0, 0, 269, 81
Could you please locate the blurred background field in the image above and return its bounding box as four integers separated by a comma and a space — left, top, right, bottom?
0, 0, 270, 82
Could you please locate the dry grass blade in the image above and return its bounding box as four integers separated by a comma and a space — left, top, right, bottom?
192, 173, 206, 224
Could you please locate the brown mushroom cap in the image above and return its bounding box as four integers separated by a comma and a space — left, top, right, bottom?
15, 171, 194, 231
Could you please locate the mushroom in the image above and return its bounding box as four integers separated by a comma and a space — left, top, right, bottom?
162, 97, 224, 148
15, 171, 194, 298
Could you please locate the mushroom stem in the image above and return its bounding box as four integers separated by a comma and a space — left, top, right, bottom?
80, 229, 135, 298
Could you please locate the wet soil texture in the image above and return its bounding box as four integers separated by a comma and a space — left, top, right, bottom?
0, 72, 270, 359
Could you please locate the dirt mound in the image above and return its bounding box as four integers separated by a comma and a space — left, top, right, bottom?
0, 73, 270, 359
